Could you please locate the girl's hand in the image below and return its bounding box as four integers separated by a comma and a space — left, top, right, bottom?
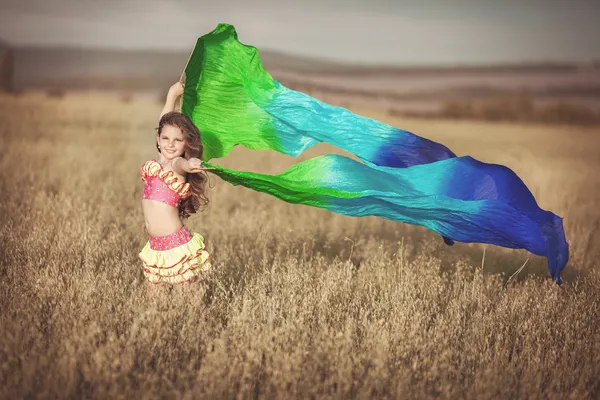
168, 81, 184, 98
185, 157, 205, 173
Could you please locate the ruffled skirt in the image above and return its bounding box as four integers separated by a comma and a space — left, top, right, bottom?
139, 226, 211, 284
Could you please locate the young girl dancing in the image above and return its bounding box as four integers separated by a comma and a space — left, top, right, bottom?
138, 81, 212, 285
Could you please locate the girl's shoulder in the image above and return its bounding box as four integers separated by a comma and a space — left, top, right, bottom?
141, 159, 160, 167
140, 159, 160, 177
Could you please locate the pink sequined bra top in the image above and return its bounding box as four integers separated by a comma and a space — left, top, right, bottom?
141, 160, 191, 208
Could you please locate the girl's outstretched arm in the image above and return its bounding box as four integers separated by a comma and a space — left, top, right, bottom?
160, 82, 184, 120
171, 157, 213, 176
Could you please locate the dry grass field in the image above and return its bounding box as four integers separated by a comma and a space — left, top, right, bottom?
1, 92, 599, 399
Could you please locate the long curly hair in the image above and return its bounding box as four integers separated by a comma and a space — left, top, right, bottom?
157, 111, 209, 218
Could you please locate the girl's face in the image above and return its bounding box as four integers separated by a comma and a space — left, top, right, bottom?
158, 124, 186, 160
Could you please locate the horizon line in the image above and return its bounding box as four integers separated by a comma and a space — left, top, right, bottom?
2, 39, 599, 70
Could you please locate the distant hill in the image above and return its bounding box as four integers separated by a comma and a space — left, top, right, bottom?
0, 40, 13, 92
13, 47, 188, 92
6, 44, 600, 124
12, 46, 356, 92
11, 45, 598, 93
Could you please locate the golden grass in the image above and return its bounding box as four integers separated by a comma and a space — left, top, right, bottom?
0, 92, 599, 399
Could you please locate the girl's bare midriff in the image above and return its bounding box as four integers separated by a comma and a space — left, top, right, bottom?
142, 199, 184, 237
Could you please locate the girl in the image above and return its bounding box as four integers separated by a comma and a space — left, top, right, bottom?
138, 81, 212, 285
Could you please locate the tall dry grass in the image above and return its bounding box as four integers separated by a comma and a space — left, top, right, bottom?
0, 92, 599, 399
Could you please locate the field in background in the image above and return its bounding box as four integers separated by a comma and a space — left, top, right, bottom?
8, 46, 600, 125
1, 92, 599, 398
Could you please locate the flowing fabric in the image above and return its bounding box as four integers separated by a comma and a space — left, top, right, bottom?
181, 23, 569, 283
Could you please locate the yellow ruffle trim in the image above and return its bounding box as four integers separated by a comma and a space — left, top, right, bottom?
140, 160, 191, 199
139, 232, 211, 284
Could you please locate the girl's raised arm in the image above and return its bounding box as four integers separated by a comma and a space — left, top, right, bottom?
160, 81, 184, 120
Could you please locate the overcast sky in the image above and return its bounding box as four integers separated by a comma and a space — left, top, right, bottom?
1, 0, 599, 66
